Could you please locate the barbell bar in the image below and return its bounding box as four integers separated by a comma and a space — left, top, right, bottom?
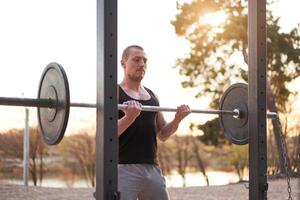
0, 62, 278, 146
70, 103, 278, 119
0, 97, 277, 118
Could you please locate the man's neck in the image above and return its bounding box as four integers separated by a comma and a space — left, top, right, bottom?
120, 79, 142, 91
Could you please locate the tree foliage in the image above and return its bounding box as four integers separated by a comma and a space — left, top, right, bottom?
158, 135, 209, 187
192, 118, 229, 146
172, 0, 300, 112
59, 133, 96, 187
227, 145, 248, 181
0, 127, 48, 185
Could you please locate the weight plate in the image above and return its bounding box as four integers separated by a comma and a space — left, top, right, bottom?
37, 62, 70, 145
219, 83, 248, 145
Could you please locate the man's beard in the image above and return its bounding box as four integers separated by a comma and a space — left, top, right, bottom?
128, 73, 144, 82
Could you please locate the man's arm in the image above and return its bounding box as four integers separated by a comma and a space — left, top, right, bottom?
156, 105, 190, 141
118, 115, 136, 136
118, 100, 141, 136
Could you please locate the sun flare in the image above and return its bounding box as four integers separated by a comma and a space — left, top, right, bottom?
200, 11, 228, 27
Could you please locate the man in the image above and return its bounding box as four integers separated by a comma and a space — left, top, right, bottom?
118, 45, 191, 200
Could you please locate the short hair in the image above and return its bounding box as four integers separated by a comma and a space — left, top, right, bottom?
121, 45, 144, 60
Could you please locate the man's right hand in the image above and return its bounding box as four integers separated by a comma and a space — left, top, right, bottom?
122, 100, 142, 121
118, 100, 142, 136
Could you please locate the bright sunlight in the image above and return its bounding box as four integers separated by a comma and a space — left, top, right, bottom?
200, 11, 228, 27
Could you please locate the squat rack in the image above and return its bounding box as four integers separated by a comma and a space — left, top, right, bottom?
248, 0, 268, 199
95, 0, 267, 200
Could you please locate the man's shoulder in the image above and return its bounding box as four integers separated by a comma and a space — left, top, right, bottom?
143, 86, 155, 94
143, 86, 159, 102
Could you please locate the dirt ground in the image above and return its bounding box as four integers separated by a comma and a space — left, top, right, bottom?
0, 178, 299, 200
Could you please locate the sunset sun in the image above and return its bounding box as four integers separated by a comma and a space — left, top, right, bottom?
200, 11, 228, 27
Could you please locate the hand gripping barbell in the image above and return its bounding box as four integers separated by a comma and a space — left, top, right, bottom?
0, 62, 277, 145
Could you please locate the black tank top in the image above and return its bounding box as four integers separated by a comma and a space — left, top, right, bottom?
118, 86, 159, 164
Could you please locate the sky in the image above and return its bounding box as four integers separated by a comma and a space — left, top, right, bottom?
0, 0, 299, 135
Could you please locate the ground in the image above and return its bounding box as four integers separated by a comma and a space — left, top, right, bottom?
0, 178, 299, 200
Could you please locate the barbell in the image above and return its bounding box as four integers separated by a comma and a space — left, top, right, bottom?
0, 62, 277, 145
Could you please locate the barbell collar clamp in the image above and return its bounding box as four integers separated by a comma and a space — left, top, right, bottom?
267, 111, 278, 119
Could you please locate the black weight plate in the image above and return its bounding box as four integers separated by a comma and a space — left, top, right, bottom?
219, 83, 248, 145
37, 63, 70, 145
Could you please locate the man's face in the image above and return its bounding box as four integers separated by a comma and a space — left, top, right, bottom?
121, 48, 147, 82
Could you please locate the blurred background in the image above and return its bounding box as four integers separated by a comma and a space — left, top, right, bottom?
0, 0, 299, 188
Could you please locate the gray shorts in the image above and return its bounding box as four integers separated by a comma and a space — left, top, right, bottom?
118, 164, 170, 200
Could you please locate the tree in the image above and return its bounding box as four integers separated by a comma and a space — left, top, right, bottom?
60, 133, 96, 187
192, 118, 229, 146
0, 129, 23, 178
0, 127, 48, 186
29, 127, 48, 186
173, 135, 194, 187
172, 0, 300, 109
190, 136, 210, 185
228, 145, 248, 181
172, 0, 300, 174
157, 140, 175, 176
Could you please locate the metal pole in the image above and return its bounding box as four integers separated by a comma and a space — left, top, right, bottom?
71, 103, 277, 118
72, 103, 237, 115
118, 104, 238, 115
70, 102, 96, 108
96, 0, 118, 199
23, 108, 30, 186
248, 0, 267, 199
0, 97, 54, 108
